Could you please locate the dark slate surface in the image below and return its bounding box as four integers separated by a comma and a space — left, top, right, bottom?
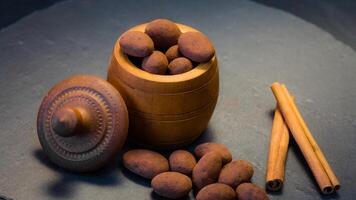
0, 0, 355, 199
0, 0, 65, 29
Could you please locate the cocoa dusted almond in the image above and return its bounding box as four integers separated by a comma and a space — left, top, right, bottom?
119, 31, 154, 57
195, 142, 232, 164
192, 152, 222, 190
169, 150, 196, 175
151, 172, 192, 199
145, 19, 181, 50
196, 183, 236, 200
236, 183, 269, 200
165, 45, 181, 62
218, 160, 254, 189
142, 51, 168, 75
122, 149, 169, 179
168, 57, 193, 75
178, 31, 215, 63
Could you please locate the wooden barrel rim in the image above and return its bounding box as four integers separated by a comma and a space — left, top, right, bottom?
110, 23, 217, 93
110, 57, 217, 95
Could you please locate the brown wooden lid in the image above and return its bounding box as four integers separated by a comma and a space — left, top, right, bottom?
37, 75, 128, 172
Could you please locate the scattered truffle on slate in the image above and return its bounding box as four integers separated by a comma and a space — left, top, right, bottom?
122, 149, 169, 179
196, 183, 236, 200
195, 142, 232, 165
236, 183, 269, 200
152, 172, 192, 199
192, 152, 222, 190
218, 160, 254, 189
169, 150, 197, 175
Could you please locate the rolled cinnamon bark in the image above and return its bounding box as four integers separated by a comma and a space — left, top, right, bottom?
271, 82, 335, 195
266, 106, 290, 192
281, 84, 340, 191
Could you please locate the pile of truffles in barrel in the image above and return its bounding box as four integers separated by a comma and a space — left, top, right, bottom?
122, 143, 269, 200
119, 19, 215, 75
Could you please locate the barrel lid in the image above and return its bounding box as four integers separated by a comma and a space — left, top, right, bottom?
37, 75, 128, 172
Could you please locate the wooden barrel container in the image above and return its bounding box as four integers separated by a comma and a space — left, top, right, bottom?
107, 23, 219, 149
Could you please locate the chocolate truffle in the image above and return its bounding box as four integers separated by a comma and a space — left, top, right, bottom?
196, 183, 236, 200
145, 19, 181, 50
165, 45, 181, 62
169, 150, 196, 175
119, 31, 154, 57
142, 51, 168, 75
168, 57, 193, 75
218, 160, 254, 189
194, 142, 232, 164
236, 183, 269, 200
152, 172, 192, 199
123, 149, 169, 179
178, 31, 215, 63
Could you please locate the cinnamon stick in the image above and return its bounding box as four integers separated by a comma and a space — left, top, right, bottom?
266, 106, 290, 191
271, 82, 336, 194
281, 84, 340, 191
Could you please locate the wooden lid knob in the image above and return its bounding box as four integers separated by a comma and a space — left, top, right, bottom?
51, 107, 88, 137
